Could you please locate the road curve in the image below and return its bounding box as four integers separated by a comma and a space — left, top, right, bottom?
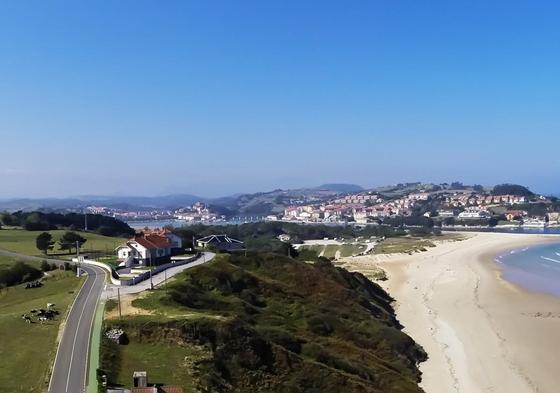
49, 264, 106, 393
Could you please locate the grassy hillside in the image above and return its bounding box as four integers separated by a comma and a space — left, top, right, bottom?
0, 229, 126, 257
0, 269, 83, 392
101, 254, 426, 392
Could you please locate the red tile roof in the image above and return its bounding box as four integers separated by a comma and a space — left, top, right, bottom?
160, 387, 185, 393
133, 235, 169, 250
131, 388, 157, 393
145, 234, 171, 248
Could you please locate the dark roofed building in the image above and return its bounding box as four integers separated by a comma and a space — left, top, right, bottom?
196, 234, 245, 251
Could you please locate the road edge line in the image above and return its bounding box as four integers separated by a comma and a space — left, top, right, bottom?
47, 270, 88, 392
84, 268, 107, 393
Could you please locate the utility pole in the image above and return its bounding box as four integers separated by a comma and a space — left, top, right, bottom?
149, 252, 154, 290
76, 241, 81, 277
84, 210, 88, 231
117, 287, 122, 319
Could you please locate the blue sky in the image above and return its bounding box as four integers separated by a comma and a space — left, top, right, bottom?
0, 1, 559, 197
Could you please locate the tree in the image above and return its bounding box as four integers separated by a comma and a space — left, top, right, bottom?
492, 184, 534, 197
40, 260, 51, 272
0, 212, 19, 226
473, 184, 484, 193
58, 231, 87, 254
36, 232, 54, 255
24, 212, 50, 231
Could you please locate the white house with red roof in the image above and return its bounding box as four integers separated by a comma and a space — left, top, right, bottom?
116, 229, 183, 266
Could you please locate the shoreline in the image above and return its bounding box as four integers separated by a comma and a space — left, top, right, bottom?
342, 232, 560, 393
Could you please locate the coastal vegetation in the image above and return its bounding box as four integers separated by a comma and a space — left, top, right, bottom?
0, 211, 134, 237
100, 253, 426, 392
173, 221, 408, 249
0, 259, 43, 288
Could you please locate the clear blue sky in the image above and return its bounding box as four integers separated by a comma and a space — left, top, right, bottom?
1, 1, 559, 198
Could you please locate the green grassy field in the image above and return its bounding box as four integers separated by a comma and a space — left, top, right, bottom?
0, 229, 126, 257
111, 336, 202, 389
0, 269, 83, 393
373, 237, 436, 254
299, 242, 368, 259
373, 233, 464, 255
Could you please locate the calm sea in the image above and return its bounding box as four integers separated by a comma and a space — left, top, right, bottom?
496, 240, 560, 297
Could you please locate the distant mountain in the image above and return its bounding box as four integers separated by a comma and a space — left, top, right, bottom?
0, 194, 203, 212
315, 183, 364, 193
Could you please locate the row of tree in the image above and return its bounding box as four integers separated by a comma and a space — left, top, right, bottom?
36, 231, 87, 255
1, 211, 134, 237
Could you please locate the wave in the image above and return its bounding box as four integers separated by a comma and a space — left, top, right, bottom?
541, 256, 560, 264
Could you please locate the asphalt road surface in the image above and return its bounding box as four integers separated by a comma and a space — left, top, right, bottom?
49, 264, 105, 393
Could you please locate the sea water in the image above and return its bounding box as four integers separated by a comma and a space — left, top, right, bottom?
496, 241, 560, 297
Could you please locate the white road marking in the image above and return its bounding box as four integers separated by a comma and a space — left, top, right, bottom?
48, 270, 90, 392
65, 271, 100, 392
82, 271, 106, 392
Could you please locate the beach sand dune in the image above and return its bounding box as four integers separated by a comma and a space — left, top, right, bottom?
346, 232, 560, 393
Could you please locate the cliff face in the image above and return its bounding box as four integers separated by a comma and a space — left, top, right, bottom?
106, 254, 426, 392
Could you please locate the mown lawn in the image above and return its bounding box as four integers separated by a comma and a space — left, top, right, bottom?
0, 229, 126, 257
373, 237, 436, 254
110, 337, 202, 389
0, 269, 83, 393
298, 242, 368, 259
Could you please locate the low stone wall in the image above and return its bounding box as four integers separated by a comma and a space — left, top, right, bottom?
75, 253, 200, 287
72, 258, 121, 285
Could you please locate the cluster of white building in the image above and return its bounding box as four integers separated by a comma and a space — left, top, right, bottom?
280, 192, 429, 223
86, 206, 174, 220
174, 202, 224, 222
445, 194, 527, 207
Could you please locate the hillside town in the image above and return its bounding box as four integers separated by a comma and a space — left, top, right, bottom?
275, 188, 560, 228
87, 202, 225, 223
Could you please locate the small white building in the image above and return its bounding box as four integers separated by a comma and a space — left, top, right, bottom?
116, 230, 183, 266
458, 209, 491, 219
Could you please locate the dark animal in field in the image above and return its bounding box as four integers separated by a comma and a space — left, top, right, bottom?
37, 309, 56, 320
47, 303, 55, 309
30, 309, 38, 313
21, 315, 32, 324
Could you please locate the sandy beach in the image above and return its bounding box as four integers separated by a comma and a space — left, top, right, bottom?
342, 232, 560, 393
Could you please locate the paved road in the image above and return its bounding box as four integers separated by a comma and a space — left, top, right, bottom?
49, 264, 105, 393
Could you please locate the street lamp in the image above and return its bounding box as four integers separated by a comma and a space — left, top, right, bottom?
76, 240, 81, 277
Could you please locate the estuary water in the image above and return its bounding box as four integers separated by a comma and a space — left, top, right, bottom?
497, 240, 560, 297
